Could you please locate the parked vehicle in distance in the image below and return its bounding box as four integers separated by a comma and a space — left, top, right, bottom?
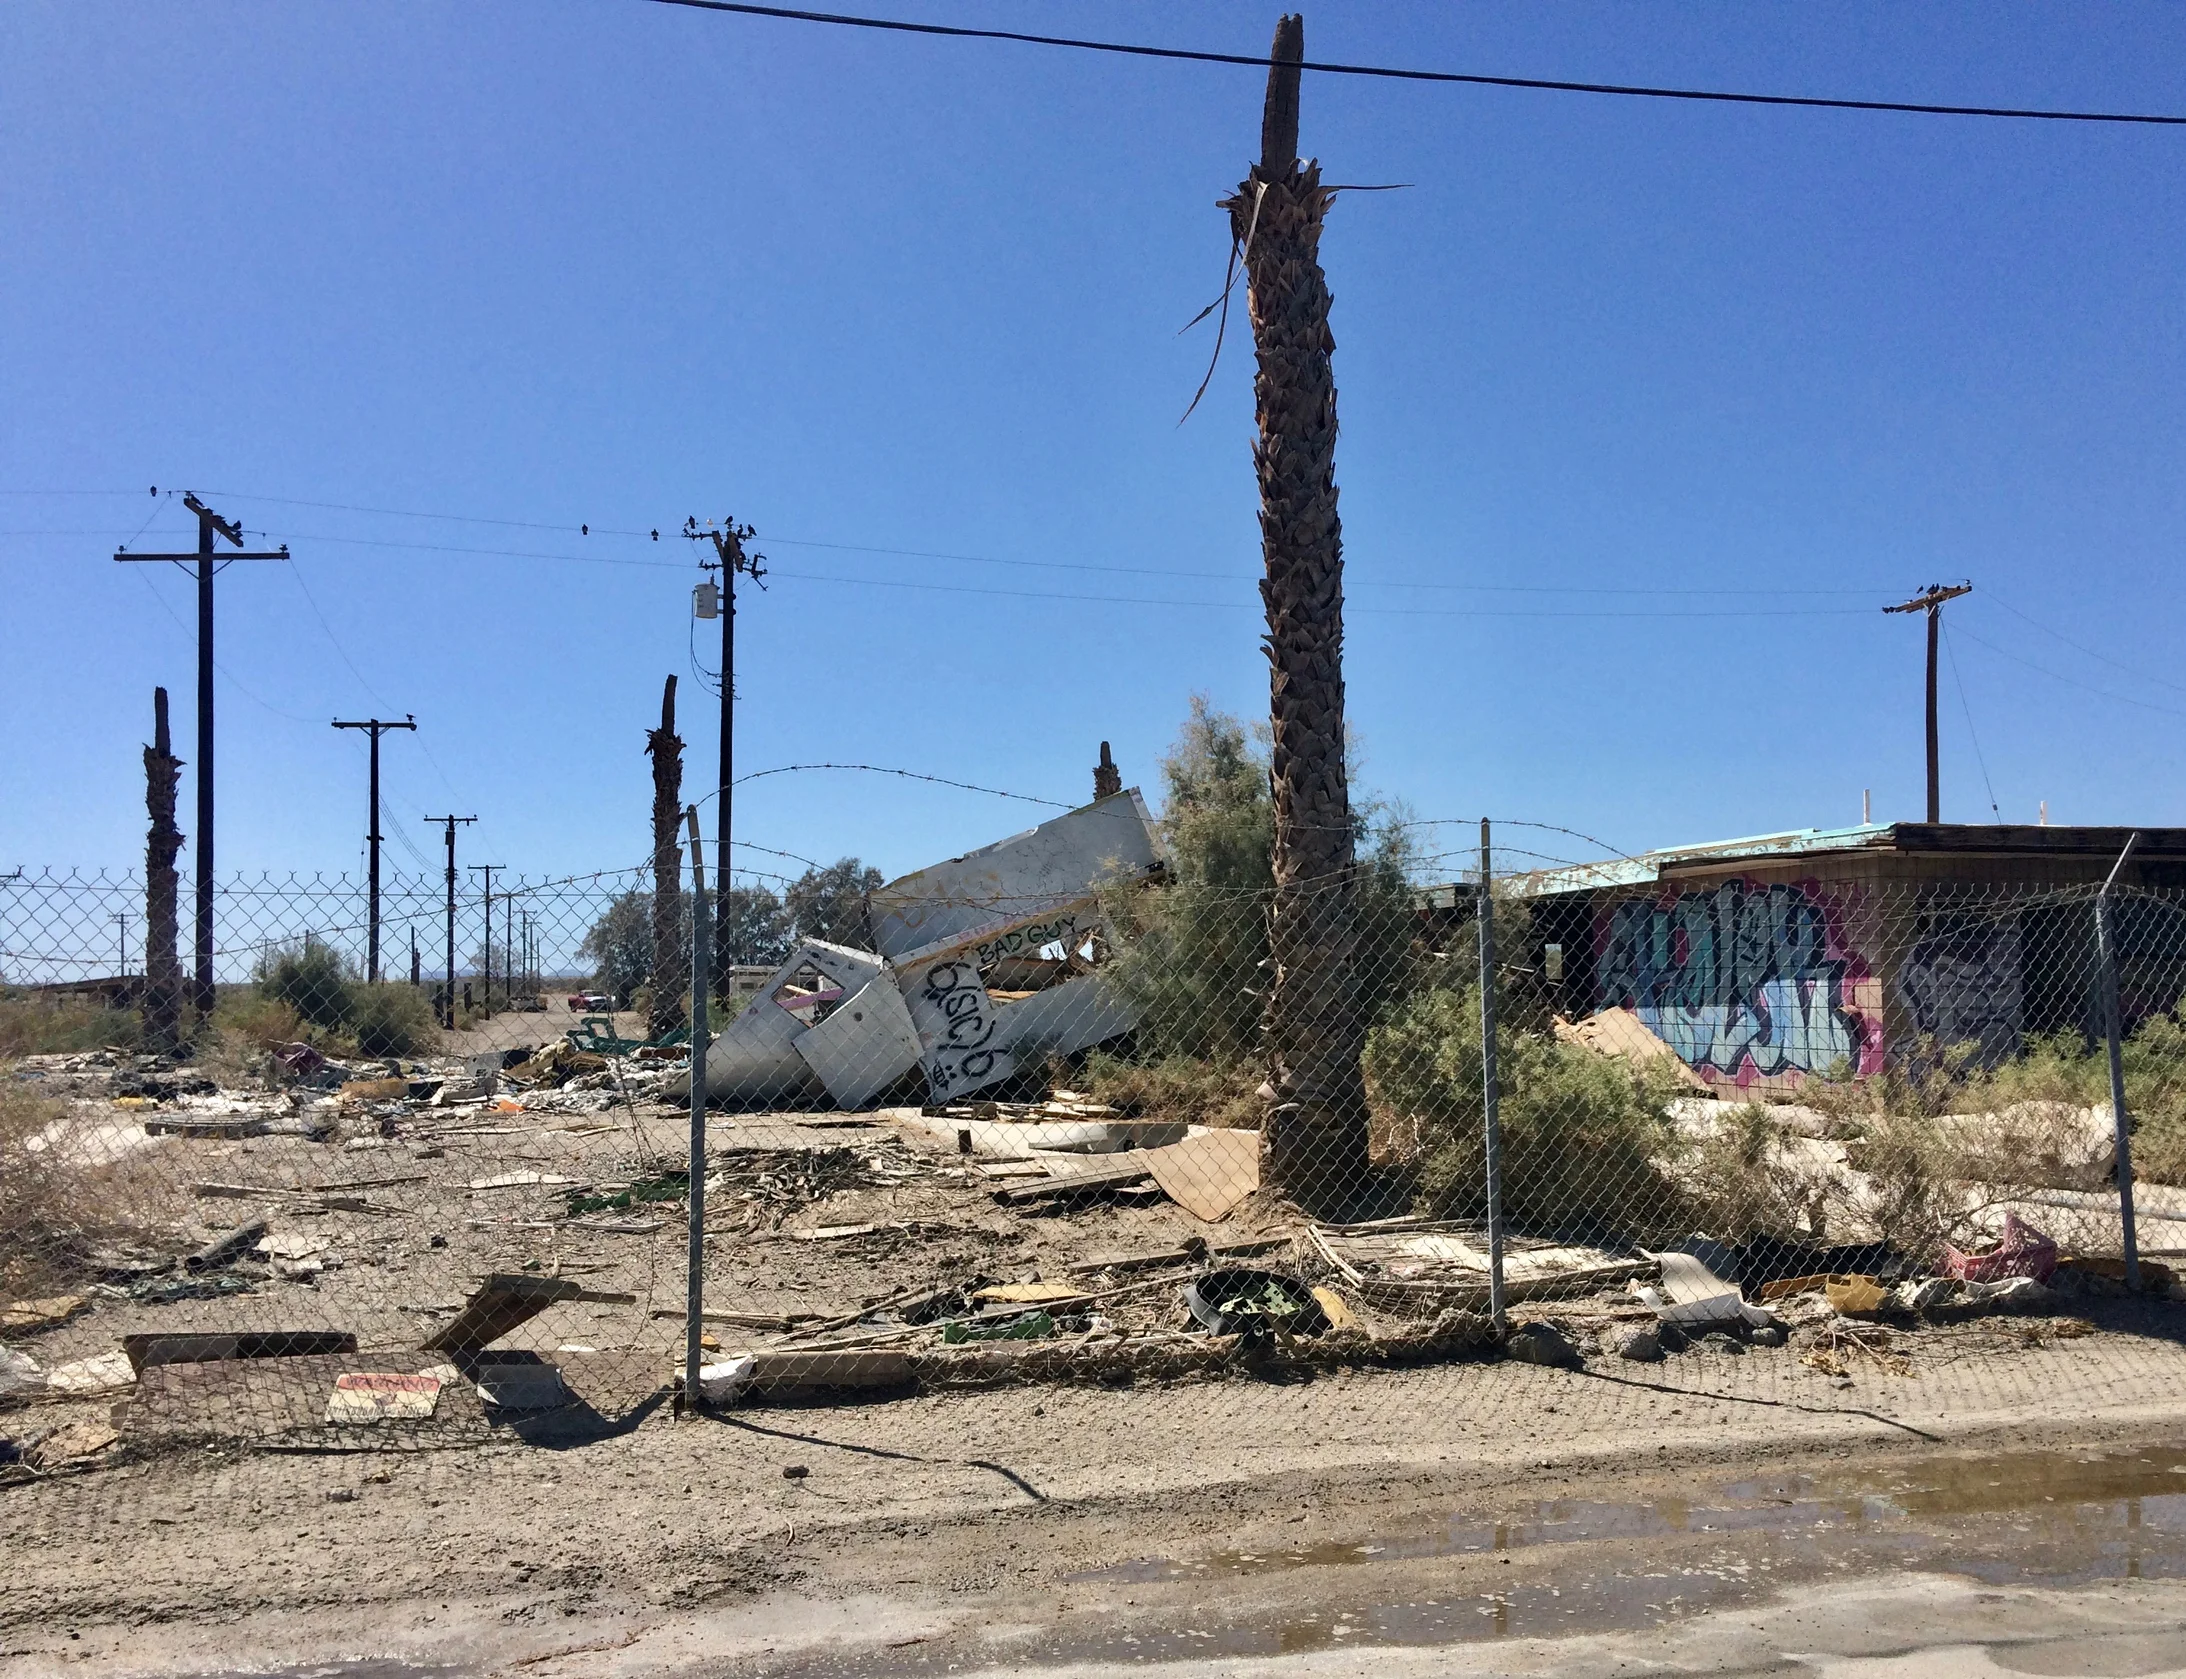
567, 991, 614, 1012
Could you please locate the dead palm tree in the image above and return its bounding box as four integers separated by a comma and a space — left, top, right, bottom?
647, 674, 686, 1040
143, 686, 184, 1049
1226, 13, 1369, 1213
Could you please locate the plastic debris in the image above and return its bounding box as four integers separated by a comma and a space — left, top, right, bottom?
1943, 1213, 2059, 1284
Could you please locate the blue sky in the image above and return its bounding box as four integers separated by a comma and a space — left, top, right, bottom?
6, 1, 2186, 898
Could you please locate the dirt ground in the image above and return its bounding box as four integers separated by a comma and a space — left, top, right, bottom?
13, 1049, 2186, 1675
7, 1298, 2186, 1675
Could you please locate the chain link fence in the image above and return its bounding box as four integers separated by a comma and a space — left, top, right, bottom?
3, 808, 2176, 1466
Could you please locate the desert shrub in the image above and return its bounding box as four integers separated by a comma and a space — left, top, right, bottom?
1368, 983, 1692, 1243
1079, 1050, 1264, 1130
238, 944, 436, 1058
0, 992, 139, 1058
214, 994, 303, 1051
255, 941, 352, 1030
1099, 696, 1424, 1072
1838, 1109, 1960, 1266
0, 1074, 100, 1295
347, 982, 435, 1058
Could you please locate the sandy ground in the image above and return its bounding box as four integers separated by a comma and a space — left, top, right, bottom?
7, 1304, 2186, 1675
14, 1051, 2186, 1675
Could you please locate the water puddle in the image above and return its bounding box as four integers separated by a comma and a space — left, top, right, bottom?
973, 1443, 2186, 1666
1072, 1442, 2186, 1588
182, 1446, 2186, 1676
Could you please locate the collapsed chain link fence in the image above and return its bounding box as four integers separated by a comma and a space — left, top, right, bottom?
2, 812, 2177, 1464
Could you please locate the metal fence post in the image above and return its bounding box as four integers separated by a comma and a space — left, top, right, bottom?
2098, 830, 2143, 1290
684, 806, 711, 1409
1477, 818, 1506, 1332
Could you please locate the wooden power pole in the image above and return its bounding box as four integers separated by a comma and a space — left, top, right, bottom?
686, 517, 765, 969
423, 814, 476, 1027
332, 715, 416, 982
115, 493, 290, 1020
1884, 583, 1973, 823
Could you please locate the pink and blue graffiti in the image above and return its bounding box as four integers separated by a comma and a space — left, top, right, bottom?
1595, 878, 1886, 1089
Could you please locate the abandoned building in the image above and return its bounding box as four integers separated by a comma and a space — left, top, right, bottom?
1425, 824, 2186, 1095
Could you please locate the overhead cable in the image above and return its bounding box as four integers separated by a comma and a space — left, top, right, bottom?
636, 0, 2186, 127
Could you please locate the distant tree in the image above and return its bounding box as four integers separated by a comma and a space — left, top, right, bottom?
783, 858, 884, 950
578, 890, 678, 1007
579, 883, 791, 1001
718, 883, 792, 970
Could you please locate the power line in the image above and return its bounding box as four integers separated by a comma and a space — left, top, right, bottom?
1952, 624, 2186, 721
757, 567, 1876, 619
634, 0, 2186, 127
212, 529, 1881, 616
15, 517, 1888, 598
1985, 591, 2186, 698
1940, 620, 2001, 820
730, 763, 1070, 807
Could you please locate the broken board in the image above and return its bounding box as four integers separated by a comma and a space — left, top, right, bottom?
122, 1331, 359, 1375
1142, 1128, 1260, 1223
422, 1275, 582, 1353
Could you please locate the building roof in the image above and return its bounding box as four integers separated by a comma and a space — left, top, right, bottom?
1485, 822, 2186, 899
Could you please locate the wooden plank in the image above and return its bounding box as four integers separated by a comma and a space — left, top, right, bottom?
421, 1274, 583, 1353
743, 1348, 914, 1394
122, 1330, 359, 1375
991, 1159, 1150, 1206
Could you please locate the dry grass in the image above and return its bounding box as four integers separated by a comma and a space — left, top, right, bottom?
0, 1073, 105, 1297
0, 993, 139, 1059
0, 1066, 185, 1299
1078, 1051, 1265, 1130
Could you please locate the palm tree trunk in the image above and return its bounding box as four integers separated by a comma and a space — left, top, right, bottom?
1227, 13, 1369, 1214
144, 686, 184, 1051
647, 675, 686, 1041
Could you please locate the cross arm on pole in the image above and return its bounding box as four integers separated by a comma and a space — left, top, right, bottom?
114, 548, 289, 578
1883, 582, 1973, 614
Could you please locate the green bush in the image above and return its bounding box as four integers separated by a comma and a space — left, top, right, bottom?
1099, 696, 1426, 1069
347, 982, 435, 1058
1366, 982, 1692, 1243
254, 941, 353, 1030
244, 943, 435, 1058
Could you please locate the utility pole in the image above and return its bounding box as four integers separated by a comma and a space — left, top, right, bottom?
409, 926, 421, 988
112, 912, 131, 979
424, 816, 475, 1028
686, 517, 766, 967
468, 864, 500, 1019
1884, 583, 1973, 824
332, 716, 416, 983
115, 492, 290, 1019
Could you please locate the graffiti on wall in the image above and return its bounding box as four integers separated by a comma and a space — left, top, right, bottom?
1896, 911, 2023, 1069
1598, 879, 1882, 1086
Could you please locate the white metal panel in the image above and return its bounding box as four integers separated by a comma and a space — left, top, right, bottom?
793, 976, 923, 1109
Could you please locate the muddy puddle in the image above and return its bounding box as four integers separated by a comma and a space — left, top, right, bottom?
1074, 1441, 2186, 1588
181, 1444, 2186, 1676
863, 1442, 2186, 1670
